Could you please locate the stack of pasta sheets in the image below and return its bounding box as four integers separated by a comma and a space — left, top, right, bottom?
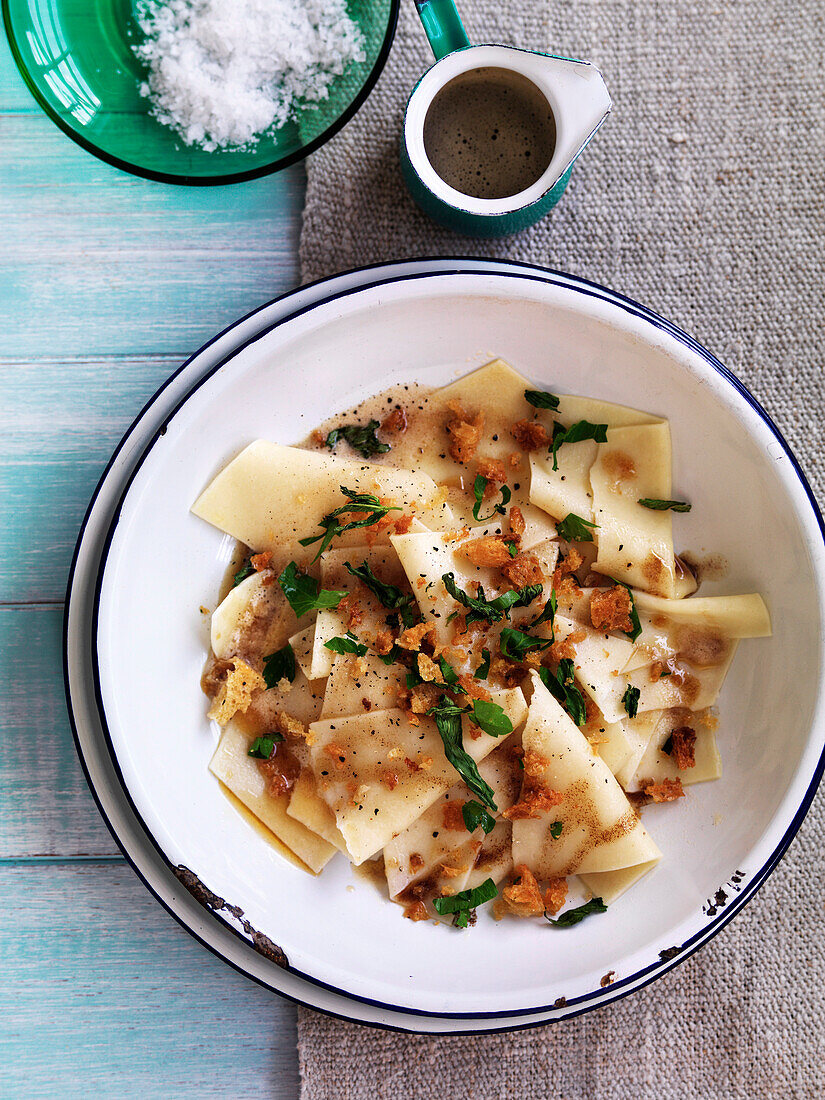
193, 360, 770, 922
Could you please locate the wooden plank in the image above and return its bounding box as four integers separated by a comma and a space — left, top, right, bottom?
0, 133, 303, 357
0, 861, 299, 1100
0, 35, 304, 360
0, 115, 305, 257
0, 249, 301, 358
0, 604, 120, 858
1, 354, 187, 602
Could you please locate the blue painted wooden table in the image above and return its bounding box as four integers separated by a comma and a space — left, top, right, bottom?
1, 31, 305, 1098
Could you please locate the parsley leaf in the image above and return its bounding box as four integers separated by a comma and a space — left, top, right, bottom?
344, 561, 415, 628
621, 683, 641, 719
499, 627, 552, 662
325, 420, 390, 459
262, 644, 296, 688
437, 655, 465, 693
472, 475, 512, 522
546, 897, 608, 927
470, 699, 513, 738
539, 659, 587, 726
377, 643, 405, 666
549, 820, 563, 839
638, 498, 692, 513
324, 632, 368, 657
530, 589, 557, 638
299, 486, 401, 561
442, 573, 542, 626
278, 561, 346, 619
405, 666, 424, 689
248, 734, 283, 759
428, 700, 497, 811
462, 801, 496, 835
433, 878, 498, 918
556, 513, 600, 542
549, 419, 608, 472
524, 389, 560, 410
232, 560, 256, 587
614, 581, 642, 643
474, 648, 491, 680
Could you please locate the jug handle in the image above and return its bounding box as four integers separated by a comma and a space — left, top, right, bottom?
413, 0, 470, 60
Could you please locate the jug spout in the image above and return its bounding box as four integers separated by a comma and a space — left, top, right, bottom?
527, 54, 612, 182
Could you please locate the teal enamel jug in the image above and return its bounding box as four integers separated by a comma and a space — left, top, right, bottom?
401, 0, 611, 237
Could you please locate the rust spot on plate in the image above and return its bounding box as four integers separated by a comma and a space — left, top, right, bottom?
174, 865, 225, 910
174, 864, 289, 969
659, 946, 683, 962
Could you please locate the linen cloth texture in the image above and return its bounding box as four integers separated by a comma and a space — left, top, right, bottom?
297, 0, 825, 1095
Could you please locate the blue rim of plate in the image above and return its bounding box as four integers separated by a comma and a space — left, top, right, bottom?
2, 0, 400, 186
65, 259, 825, 1028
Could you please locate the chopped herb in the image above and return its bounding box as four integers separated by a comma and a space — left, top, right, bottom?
470, 699, 513, 738
621, 683, 641, 719
377, 643, 405, 666
638, 498, 692, 513
345, 561, 415, 628
247, 734, 283, 759
462, 801, 496, 835
549, 420, 608, 472
524, 389, 560, 410
433, 878, 498, 924
278, 561, 346, 619
549, 821, 563, 840
556, 513, 600, 543
262, 643, 296, 688
232, 560, 256, 586
499, 627, 552, 662
325, 420, 390, 459
428, 700, 497, 811
324, 632, 368, 657
299, 486, 401, 561
474, 648, 491, 680
614, 581, 642, 642
442, 573, 542, 626
472, 475, 512, 522
661, 733, 674, 756
546, 897, 608, 927
405, 666, 424, 689
530, 589, 557, 639
539, 659, 587, 726
506, 541, 519, 558
438, 655, 465, 693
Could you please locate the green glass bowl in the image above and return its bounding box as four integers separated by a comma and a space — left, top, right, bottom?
3, 0, 398, 184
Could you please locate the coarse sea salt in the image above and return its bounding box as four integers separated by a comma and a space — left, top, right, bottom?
133, 0, 366, 151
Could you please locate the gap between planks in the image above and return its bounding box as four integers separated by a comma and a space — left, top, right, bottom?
0, 854, 124, 866
0, 599, 63, 608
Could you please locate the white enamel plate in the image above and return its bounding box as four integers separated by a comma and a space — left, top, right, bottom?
70, 261, 825, 1031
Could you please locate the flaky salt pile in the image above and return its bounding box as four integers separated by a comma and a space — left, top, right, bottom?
133, 0, 366, 151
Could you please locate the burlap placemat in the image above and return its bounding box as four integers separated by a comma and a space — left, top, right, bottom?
297, 0, 825, 1094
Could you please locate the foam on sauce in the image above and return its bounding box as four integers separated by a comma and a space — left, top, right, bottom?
422, 67, 556, 201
